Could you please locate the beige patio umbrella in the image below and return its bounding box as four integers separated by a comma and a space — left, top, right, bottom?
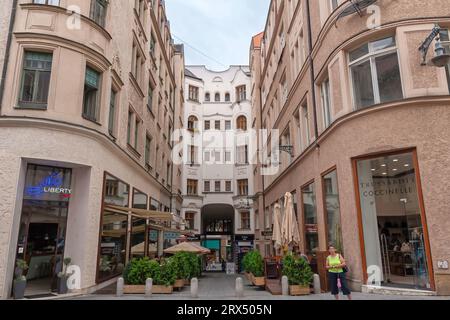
272, 203, 283, 250
163, 241, 210, 254
282, 192, 301, 249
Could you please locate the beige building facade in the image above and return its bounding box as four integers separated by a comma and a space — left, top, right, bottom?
251, 0, 450, 295
0, 0, 184, 299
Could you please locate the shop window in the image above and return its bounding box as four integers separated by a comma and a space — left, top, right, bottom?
349, 36, 403, 109
19, 51, 53, 109
240, 212, 251, 230
90, 0, 108, 28
132, 188, 148, 209
356, 151, 431, 290
104, 174, 129, 207
83, 67, 101, 122
98, 211, 127, 282
302, 182, 318, 258
130, 216, 146, 259
322, 170, 344, 253
150, 198, 160, 211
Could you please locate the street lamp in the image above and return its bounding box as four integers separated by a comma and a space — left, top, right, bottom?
419, 24, 450, 67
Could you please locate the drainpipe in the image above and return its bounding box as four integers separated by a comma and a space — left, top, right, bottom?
0, 0, 18, 112
305, 0, 320, 143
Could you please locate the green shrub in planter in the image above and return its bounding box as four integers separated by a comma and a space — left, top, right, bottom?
243, 250, 264, 277
282, 253, 314, 286
155, 260, 177, 286
123, 257, 159, 285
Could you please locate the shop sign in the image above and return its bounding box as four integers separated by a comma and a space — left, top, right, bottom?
438, 260, 449, 270
235, 235, 254, 241
149, 229, 158, 242
305, 224, 318, 233
25, 171, 72, 200
164, 232, 180, 240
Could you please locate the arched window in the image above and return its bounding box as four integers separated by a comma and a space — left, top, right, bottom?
188, 116, 198, 130
215, 93, 220, 102
225, 92, 230, 102
205, 92, 210, 102
236, 116, 247, 131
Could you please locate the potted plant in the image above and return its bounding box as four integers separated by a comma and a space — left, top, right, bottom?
122, 257, 154, 294
243, 251, 265, 286
57, 257, 72, 294
13, 259, 28, 299
282, 253, 313, 296
152, 259, 176, 294
169, 253, 189, 290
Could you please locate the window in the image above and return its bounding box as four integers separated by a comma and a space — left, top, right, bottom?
349, 36, 403, 109
225, 120, 231, 130
440, 30, 450, 91
135, 0, 145, 20
204, 181, 210, 192
237, 179, 249, 196
188, 145, 198, 164
214, 150, 221, 162
236, 85, 247, 102
205, 92, 210, 102
204, 120, 210, 130
185, 212, 195, 230
225, 93, 230, 102
127, 110, 133, 145
215, 93, 220, 102
204, 150, 210, 162
225, 150, 232, 163
188, 116, 198, 130
131, 41, 143, 86
280, 73, 288, 106
187, 179, 198, 195
323, 170, 343, 253
236, 116, 247, 131
19, 51, 52, 109
302, 182, 318, 257
147, 82, 154, 111
90, 0, 108, 27
145, 135, 152, 165
189, 85, 199, 102
320, 78, 332, 128
133, 188, 148, 209
225, 181, 232, 192
33, 0, 60, 5
150, 34, 156, 56
240, 212, 251, 230
108, 89, 117, 135
236, 145, 249, 164
83, 67, 100, 122
215, 181, 221, 192
134, 117, 140, 149
215, 120, 221, 131
302, 104, 310, 145
166, 162, 171, 186
330, 0, 339, 11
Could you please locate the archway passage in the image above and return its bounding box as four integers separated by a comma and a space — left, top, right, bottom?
200, 204, 235, 272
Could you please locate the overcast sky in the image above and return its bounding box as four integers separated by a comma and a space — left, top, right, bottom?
165, 0, 270, 71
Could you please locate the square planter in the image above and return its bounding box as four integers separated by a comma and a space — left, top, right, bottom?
174, 279, 185, 289
289, 285, 310, 296
184, 279, 191, 286
252, 275, 266, 287
152, 285, 173, 294
123, 285, 146, 294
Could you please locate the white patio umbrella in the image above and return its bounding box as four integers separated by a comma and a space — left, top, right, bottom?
272, 203, 283, 250
282, 192, 301, 249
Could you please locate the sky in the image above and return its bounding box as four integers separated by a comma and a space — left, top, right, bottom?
165, 0, 270, 71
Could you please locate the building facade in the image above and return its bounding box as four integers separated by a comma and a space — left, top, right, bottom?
181, 66, 255, 271
0, 0, 184, 299
251, 0, 450, 295
0, 0, 15, 91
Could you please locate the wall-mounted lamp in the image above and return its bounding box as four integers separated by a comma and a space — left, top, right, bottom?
419, 24, 450, 67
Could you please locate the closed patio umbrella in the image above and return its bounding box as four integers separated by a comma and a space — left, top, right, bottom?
282, 192, 301, 248
272, 203, 283, 250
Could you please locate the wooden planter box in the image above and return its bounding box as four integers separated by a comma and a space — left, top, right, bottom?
184, 279, 191, 286
250, 273, 266, 286
174, 279, 185, 289
123, 285, 145, 294
289, 285, 310, 296
244, 272, 252, 281
152, 285, 173, 294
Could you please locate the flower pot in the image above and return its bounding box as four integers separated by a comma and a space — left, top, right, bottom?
13, 280, 27, 299
123, 285, 146, 294
57, 276, 69, 294
251, 274, 266, 287
174, 279, 185, 289
152, 285, 173, 294
289, 285, 310, 296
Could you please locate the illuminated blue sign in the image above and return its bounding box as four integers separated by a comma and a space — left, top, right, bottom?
25, 171, 72, 200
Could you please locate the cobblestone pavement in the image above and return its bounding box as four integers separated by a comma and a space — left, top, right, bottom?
69, 273, 450, 300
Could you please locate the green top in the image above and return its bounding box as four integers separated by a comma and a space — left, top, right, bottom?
327, 254, 344, 273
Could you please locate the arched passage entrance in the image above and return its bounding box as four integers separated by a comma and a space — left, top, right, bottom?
200, 204, 235, 272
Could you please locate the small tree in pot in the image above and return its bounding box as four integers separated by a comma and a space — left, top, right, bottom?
243, 251, 265, 286
13, 259, 28, 299
282, 253, 313, 295
57, 257, 72, 294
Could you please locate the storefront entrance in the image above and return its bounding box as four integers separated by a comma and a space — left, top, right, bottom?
14, 165, 72, 297
355, 150, 433, 290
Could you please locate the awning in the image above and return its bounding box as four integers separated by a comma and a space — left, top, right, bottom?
104, 204, 173, 220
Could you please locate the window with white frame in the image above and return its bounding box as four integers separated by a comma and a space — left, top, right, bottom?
349, 36, 403, 109
320, 77, 332, 128
440, 29, 450, 91
33, 0, 60, 5
90, 0, 108, 28
302, 103, 310, 146
204, 180, 210, 192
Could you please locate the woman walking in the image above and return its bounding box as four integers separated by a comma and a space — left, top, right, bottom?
326, 244, 352, 300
